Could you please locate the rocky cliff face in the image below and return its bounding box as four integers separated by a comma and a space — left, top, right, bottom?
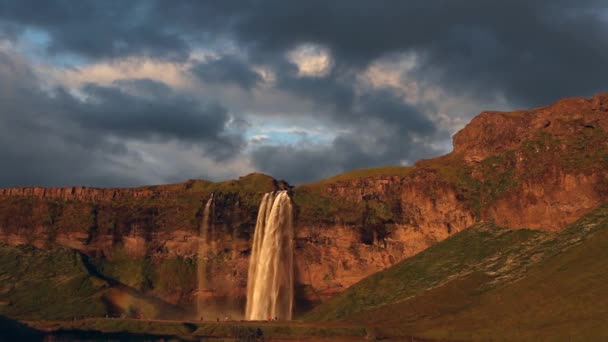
453, 94, 608, 162
455, 93, 608, 230
292, 93, 608, 303
1, 93, 607, 312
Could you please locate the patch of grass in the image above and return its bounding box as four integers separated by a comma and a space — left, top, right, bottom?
292, 187, 365, 226
303, 166, 412, 188
93, 246, 155, 291
519, 127, 608, 179
0, 244, 107, 320
153, 257, 196, 295
293, 166, 412, 226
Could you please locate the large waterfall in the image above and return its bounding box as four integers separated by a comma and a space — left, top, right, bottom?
196, 194, 214, 319
245, 191, 294, 320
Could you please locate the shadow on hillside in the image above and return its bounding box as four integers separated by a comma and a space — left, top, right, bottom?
43, 329, 189, 342
0, 315, 44, 342
78, 253, 191, 320
0, 315, 191, 342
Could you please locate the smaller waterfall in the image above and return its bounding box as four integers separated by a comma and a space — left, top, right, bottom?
245, 191, 294, 320
196, 194, 214, 318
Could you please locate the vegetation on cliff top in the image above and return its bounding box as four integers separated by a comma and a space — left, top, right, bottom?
303, 165, 412, 187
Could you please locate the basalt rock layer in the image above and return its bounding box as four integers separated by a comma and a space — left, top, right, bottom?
1, 93, 607, 314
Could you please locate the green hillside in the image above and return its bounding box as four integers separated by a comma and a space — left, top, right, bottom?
0, 244, 107, 320
306, 205, 608, 341
0, 243, 188, 321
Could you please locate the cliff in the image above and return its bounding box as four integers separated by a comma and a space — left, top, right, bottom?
0, 93, 607, 314
293, 93, 608, 301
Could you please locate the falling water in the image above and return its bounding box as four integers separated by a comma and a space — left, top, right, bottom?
245, 191, 294, 320
196, 194, 214, 319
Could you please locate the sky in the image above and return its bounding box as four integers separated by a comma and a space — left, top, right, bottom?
0, 1, 607, 187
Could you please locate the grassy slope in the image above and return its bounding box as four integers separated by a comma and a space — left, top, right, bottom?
305, 224, 544, 321
307, 205, 608, 341
0, 243, 191, 322
0, 244, 107, 320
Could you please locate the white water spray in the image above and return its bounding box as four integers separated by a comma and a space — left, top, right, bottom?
245, 191, 294, 320
196, 194, 214, 318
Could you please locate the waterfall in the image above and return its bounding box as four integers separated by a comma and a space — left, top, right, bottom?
196, 194, 214, 319
245, 191, 294, 320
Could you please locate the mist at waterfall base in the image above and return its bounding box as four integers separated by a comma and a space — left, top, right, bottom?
246, 191, 295, 321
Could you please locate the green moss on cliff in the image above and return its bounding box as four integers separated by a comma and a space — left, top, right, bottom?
522, 127, 608, 176
93, 247, 155, 291
153, 257, 196, 295
293, 187, 364, 226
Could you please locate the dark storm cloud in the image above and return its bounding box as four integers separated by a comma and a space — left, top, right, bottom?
193, 0, 606, 182
250, 145, 340, 184
243, 60, 441, 183
44, 78, 244, 161
0, 1, 189, 60
0, 51, 131, 186
206, 0, 608, 107
251, 88, 442, 184
1, 0, 606, 106
62, 79, 243, 158
251, 128, 441, 185
191, 56, 263, 90
0, 51, 244, 186
275, 65, 357, 114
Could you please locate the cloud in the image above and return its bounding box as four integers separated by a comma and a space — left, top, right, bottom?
3, 1, 607, 108
249, 134, 270, 144
287, 43, 333, 77
53, 57, 193, 90
160, 1, 608, 107
65, 79, 244, 159
0, 48, 248, 186
250, 88, 444, 184
191, 55, 263, 90
0, 1, 189, 60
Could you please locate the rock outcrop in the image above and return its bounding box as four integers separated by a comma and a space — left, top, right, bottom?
0, 93, 607, 311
